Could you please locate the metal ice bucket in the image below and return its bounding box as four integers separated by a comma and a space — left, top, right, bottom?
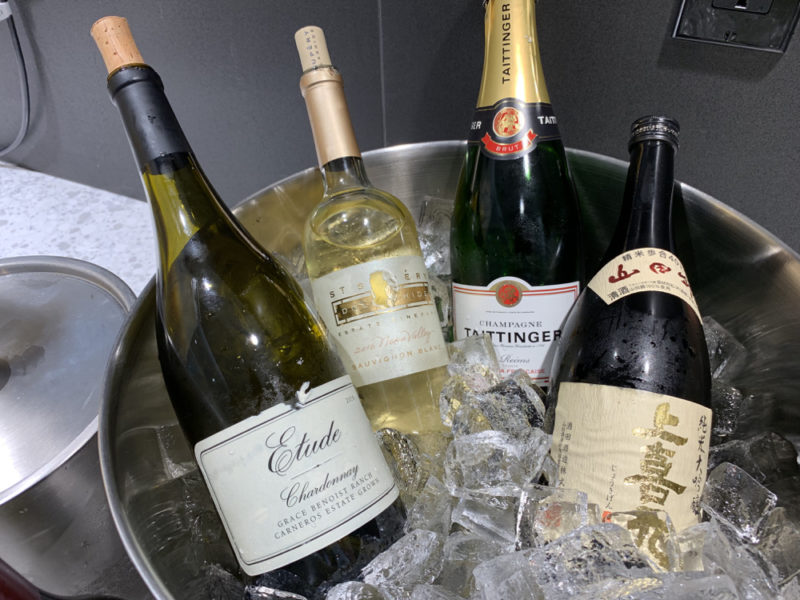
99, 141, 800, 599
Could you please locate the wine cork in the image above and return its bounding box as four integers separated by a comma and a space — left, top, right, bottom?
294, 26, 332, 71
91, 16, 144, 74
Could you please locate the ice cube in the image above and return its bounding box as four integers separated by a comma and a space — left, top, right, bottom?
443, 429, 551, 492
539, 454, 560, 487
702, 315, 748, 382
450, 487, 520, 546
435, 531, 507, 597
250, 568, 314, 600
245, 584, 308, 599
471, 551, 542, 600
475, 523, 654, 598
515, 484, 590, 549
710, 380, 744, 444
404, 476, 456, 536
445, 334, 501, 385
361, 529, 446, 588
428, 274, 452, 335
581, 572, 740, 599
531, 523, 654, 595
673, 522, 707, 572
604, 509, 680, 571
450, 374, 546, 438
756, 507, 800, 585
701, 518, 782, 599
701, 462, 778, 543
417, 195, 453, 277
408, 583, 463, 600
708, 432, 800, 486
323, 581, 386, 599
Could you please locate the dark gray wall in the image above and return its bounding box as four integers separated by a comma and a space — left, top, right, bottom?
1, 1, 799, 251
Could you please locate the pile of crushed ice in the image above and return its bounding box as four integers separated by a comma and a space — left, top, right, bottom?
254, 316, 800, 600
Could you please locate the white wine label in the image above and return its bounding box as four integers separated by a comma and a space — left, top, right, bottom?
588, 248, 700, 318
310, 255, 449, 387
469, 101, 561, 161
195, 375, 399, 576
451, 277, 579, 384
551, 382, 712, 549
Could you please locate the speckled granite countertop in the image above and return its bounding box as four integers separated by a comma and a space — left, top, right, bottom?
0, 161, 155, 295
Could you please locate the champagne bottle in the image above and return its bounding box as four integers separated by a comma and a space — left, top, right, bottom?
295, 26, 449, 437
449, 0, 583, 387
91, 17, 402, 587
547, 116, 712, 548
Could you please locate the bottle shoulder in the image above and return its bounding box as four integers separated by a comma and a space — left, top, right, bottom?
552, 290, 711, 405
305, 186, 421, 259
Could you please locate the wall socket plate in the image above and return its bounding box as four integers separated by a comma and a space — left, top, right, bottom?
673, 0, 800, 52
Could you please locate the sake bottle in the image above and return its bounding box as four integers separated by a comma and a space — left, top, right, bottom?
547, 116, 712, 542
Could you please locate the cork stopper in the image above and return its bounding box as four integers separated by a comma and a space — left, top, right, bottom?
90, 16, 144, 74
294, 26, 332, 71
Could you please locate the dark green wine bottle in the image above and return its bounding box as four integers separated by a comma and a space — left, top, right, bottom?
450, 0, 583, 388
92, 17, 401, 591
547, 117, 712, 560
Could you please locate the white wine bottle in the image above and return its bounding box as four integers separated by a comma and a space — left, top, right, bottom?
91, 17, 402, 591
450, 0, 583, 388
547, 117, 712, 561
295, 26, 449, 437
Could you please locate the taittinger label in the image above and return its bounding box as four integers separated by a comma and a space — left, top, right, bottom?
452, 277, 579, 384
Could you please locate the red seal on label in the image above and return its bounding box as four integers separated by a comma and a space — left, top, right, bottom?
493, 106, 523, 138
496, 282, 522, 307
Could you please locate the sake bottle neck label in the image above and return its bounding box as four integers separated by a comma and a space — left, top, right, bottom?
587, 247, 701, 318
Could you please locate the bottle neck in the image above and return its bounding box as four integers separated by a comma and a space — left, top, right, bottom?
609, 140, 677, 256
299, 66, 361, 167
477, 0, 550, 107
107, 66, 192, 171
107, 65, 233, 270
320, 156, 372, 196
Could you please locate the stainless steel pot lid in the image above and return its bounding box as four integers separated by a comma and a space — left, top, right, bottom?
0, 256, 136, 503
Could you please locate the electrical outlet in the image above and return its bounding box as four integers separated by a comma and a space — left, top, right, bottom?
673, 0, 800, 52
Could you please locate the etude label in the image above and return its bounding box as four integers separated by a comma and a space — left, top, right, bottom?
469, 100, 561, 160
451, 277, 579, 384
195, 376, 399, 576
551, 382, 712, 566
310, 255, 449, 387
588, 247, 700, 318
